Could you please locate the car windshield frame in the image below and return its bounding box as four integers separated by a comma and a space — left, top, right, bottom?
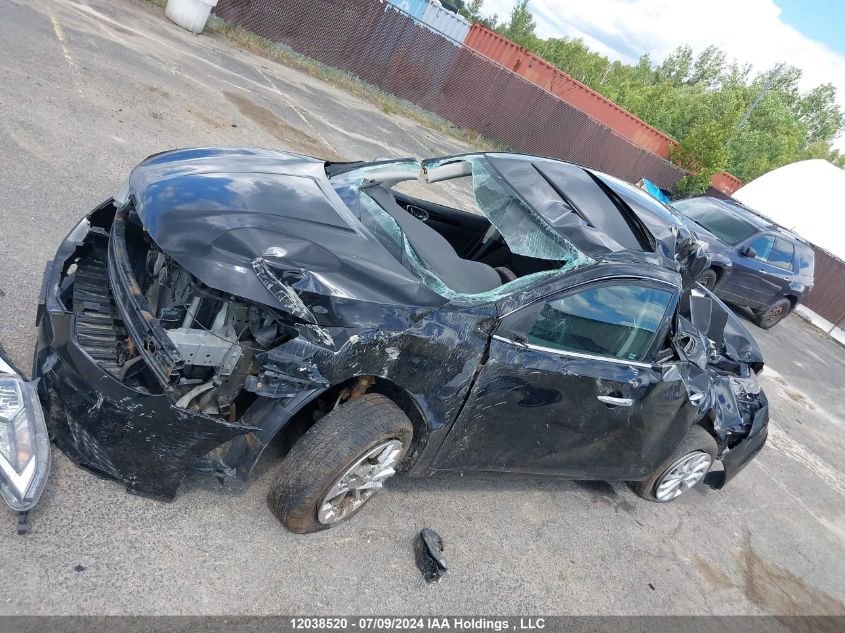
672, 199, 758, 246
328, 156, 593, 301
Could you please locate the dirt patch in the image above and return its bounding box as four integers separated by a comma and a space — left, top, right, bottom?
692, 534, 845, 618
739, 544, 844, 615
785, 390, 816, 410
141, 83, 170, 99
188, 108, 227, 129
693, 555, 733, 587
573, 480, 636, 515
224, 91, 340, 160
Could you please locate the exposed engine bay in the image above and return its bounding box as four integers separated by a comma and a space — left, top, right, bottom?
62, 203, 300, 423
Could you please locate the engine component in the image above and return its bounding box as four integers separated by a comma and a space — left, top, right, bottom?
166, 326, 242, 376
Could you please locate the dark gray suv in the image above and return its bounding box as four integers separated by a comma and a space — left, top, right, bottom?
671, 197, 815, 329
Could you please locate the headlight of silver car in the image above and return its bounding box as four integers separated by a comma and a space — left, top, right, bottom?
0, 356, 51, 515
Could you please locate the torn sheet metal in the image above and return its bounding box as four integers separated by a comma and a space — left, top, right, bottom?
415, 528, 448, 584
130, 148, 445, 310
672, 284, 767, 453
683, 285, 763, 365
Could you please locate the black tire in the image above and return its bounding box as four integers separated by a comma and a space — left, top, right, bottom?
697, 268, 718, 291
754, 298, 792, 329
268, 393, 413, 533
630, 425, 718, 502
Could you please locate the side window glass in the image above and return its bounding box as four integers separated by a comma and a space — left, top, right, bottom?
797, 248, 814, 275
747, 234, 774, 261
769, 238, 795, 271
526, 284, 673, 361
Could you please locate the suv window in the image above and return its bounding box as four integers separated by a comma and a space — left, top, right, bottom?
768, 238, 795, 271
796, 247, 815, 276
672, 199, 757, 245
526, 284, 673, 362
747, 234, 775, 261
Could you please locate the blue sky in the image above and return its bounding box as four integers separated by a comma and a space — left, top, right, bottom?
777, 0, 845, 57
482, 0, 845, 149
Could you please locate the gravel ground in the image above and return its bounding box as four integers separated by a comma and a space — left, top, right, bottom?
0, 0, 844, 616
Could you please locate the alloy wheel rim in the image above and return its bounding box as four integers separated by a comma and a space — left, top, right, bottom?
654, 451, 712, 501
317, 439, 403, 524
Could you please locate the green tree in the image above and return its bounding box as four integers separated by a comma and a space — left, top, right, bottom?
480, 2, 845, 190
453, 0, 499, 29
534, 37, 610, 86
501, 0, 537, 48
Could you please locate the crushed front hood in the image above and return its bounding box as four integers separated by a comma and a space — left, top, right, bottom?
127, 148, 445, 313
672, 284, 766, 449
683, 285, 763, 365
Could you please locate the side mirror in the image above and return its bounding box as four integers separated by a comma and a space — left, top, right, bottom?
740, 245, 757, 258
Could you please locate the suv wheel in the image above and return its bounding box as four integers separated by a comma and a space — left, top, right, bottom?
754, 298, 792, 329
268, 393, 413, 533
696, 269, 718, 290
630, 425, 717, 502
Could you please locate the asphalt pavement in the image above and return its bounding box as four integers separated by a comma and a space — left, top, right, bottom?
0, 0, 843, 616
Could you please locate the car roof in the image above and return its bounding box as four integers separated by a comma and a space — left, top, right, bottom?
689, 196, 812, 248
481, 153, 666, 260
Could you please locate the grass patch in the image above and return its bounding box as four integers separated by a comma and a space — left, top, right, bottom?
143, 1, 507, 151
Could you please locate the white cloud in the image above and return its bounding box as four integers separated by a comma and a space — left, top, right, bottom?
483, 0, 845, 150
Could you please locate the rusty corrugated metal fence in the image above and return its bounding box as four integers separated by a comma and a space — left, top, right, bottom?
464, 24, 678, 158
213, 0, 687, 188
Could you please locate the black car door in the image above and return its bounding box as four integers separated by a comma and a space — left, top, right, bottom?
432, 278, 698, 480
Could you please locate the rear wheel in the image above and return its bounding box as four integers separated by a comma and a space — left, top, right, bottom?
268, 393, 413, 533
696, 268, 718, 290
754, 297, 792, 329
631, 425, 717, 502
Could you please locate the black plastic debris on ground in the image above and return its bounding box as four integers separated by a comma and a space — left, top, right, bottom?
415, 528, 448, 584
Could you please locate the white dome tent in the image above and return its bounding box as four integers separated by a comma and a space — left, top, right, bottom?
733, 159, 845, 261
732, 159, 845, 343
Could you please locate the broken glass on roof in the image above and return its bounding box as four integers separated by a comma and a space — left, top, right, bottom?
331, 156, 593, 301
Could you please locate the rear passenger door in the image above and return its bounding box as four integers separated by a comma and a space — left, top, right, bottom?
728, 234, 793, 307
432, 279, 698, 480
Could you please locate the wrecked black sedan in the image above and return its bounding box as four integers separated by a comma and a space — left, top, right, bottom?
35, 149, 768, 533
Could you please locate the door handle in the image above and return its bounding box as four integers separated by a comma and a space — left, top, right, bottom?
597, 395, 634, 407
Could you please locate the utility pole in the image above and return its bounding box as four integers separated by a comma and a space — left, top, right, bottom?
729, 63, 785, 144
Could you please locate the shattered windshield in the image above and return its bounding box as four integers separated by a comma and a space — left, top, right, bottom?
329, 157, 592, 302
425, 155, 586, 262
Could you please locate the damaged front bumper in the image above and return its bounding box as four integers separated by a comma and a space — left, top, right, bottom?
33, 201, 253, 499
706, 394, 769, 490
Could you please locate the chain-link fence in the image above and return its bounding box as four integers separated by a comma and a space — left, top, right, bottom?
213, 0, 686, 189
803, 246, 845, 332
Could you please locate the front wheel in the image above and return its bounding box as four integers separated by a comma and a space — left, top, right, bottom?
696, 268, 718, 291
630, 425, 717, 502
754, 298, 792, 329
268, 393, 413, 533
